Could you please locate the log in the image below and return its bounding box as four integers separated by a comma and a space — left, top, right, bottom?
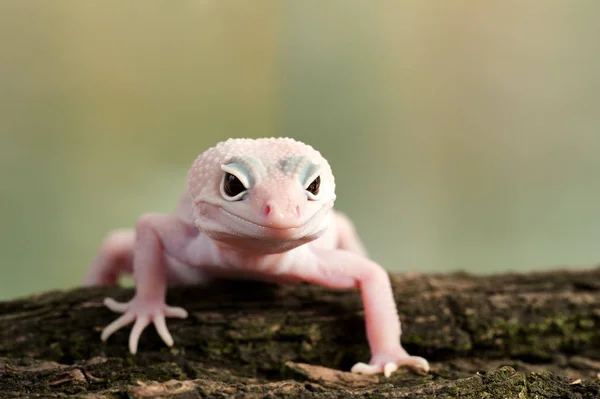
2, 268, 600, 398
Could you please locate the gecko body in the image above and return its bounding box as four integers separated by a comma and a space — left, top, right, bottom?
85, 137, 429, 377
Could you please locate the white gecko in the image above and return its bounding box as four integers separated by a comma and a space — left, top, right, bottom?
84, 137, 429, 377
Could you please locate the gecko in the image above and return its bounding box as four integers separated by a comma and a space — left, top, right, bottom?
84, 137, 429, 377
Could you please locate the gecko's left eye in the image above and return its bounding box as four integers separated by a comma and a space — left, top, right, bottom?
305, 176, 320, 199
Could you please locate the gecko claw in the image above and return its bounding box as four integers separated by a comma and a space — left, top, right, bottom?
100, 296, 188, 353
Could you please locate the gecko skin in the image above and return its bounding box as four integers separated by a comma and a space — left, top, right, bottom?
84, 137, 429, 377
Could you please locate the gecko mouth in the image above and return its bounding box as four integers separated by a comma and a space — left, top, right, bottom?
196, 201, 332, 241
219, 205, 326, 232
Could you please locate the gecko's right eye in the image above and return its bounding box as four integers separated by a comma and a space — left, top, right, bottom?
222, 172, 247, 200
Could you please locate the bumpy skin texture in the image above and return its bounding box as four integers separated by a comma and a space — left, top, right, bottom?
85, 137, 429, 377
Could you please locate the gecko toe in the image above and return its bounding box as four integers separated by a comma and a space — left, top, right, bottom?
104, 297, 128, 313
165, 306, 188, 319
407, 356, 430, 373
128, 315, 150, 354
153, 314, 174, 347
101, 312, 135, 342
383, 362, 398, 377
351, 362, 380, 375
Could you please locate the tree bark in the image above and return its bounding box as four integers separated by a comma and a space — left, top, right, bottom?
2, 268, 600, 398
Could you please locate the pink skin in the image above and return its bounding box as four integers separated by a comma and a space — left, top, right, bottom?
85, 138, 429, 377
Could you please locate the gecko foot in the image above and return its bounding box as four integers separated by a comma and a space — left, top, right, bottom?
100, 297, 188, 354
351, 348, 430, 377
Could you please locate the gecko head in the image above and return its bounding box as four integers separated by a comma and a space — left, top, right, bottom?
188, 138, 336, 250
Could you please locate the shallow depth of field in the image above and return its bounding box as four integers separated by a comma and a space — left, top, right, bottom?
1, 1, 599, 300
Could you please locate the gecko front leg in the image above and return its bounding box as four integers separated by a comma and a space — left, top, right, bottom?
292, 248, 429, 377
101, 213, 200, 354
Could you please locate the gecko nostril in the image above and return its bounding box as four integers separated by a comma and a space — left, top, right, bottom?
265, 205, 272, 216
296, 205, 301, 217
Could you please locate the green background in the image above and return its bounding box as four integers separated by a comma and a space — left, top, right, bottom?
1, 1, 600, 300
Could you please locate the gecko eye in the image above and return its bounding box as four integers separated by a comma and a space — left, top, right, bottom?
222, 172, 247, 200
305, 176, 320, 199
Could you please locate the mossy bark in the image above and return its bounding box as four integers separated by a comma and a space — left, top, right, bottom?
2, 268, 600, 398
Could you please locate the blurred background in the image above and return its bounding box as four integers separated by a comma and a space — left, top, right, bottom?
1, 1, 600, 300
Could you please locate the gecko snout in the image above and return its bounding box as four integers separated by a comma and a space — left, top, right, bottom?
262, 200, 302, 229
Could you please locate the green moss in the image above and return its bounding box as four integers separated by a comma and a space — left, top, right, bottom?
198, 339, 237, 359
578, 319, 595, 329
439, 367, 527, 399
403, 333, 427, 347
471, 313, 598, 360
227, 316, 286, 341
278, 324, 310, 339
144, 362, 187, 381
